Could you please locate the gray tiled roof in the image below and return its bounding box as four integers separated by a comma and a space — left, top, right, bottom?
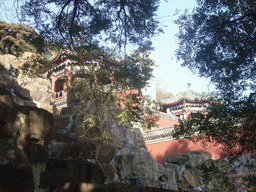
161, 89, 209, 104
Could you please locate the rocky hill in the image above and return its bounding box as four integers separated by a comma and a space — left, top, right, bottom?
0, 53, 216, 192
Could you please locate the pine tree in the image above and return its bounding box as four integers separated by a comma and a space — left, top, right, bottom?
21, 0, 162, 53
0, 20, 44, 56
16, 0, 161, 142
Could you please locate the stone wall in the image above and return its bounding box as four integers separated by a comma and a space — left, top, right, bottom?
162, 151, 212, 191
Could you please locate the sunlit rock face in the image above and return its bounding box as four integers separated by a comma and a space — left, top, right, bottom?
0, 53, 53, 113
0, 56, 54, 192
17, 75, 53, 113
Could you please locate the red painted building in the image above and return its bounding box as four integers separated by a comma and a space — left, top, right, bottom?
48, 51, 122, 112
160, 83, 211, 119
143, 85, 222, 163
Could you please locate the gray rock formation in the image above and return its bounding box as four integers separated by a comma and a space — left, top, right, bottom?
17, 75, 53, 112
162, 151, 212, 191
0, 86, 53, 165
0, 53, 220, 192
0, 53, 110, 192
0, 53, 53, 112
0, 85, 53, 192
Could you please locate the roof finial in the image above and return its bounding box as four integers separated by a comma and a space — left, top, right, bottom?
187, 83, 191, 91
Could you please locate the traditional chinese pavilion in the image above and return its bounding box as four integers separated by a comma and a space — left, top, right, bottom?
48, 51, 121, 111
142, 84, 222, 163
160, 83, 211, 119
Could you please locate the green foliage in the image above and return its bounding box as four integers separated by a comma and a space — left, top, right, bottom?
10, 0, 160, 147
174, 0, 256, 190
113, 48, 155, 89
19, 54, 51, 77
175, 0, 256, 100
115, 93, 141, 126
115, 94, 159, 130
57, 46, 158, 143
200, 159, 236, 191
21, 0, 162, 52
0, 20, 44, 57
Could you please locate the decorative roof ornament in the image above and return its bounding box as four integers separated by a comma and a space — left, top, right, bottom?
160, 83, 211, 105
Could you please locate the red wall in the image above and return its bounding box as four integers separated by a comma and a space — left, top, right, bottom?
147, 110, 225, 164
156, 116, 179, 127
116, 89, 140, 109
146, 139, 224, 163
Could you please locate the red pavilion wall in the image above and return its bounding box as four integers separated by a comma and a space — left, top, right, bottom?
146, 139, 224, 163
146, 108, 226, 163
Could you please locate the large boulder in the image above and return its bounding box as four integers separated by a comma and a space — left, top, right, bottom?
181, 170, 202, 188
186, 150, 212, 167
0, 86, 53, 165
0, 54, 18, 70
17, 75, 53, 112
40, 159, 106, 190
163, 154, 190, 165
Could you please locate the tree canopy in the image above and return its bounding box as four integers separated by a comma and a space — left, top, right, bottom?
156, 88, 173, 102
14, 0, 161, 141
21, 0, 161, 54
175, 0, 256, 99
174, 0, 256, 190
0, 20, 44, 56
155, 78, 173, 102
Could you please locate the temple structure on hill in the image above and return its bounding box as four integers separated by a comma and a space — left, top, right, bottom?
48, 51, 121, 112
142, 84, 219, 163
160, 83, 211, 119
48, 52, 219, 163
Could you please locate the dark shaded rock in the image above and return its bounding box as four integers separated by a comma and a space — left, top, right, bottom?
50, 132, 116, 164
0, 86, 53, 165
41, 159, 106, 190
101, 163, 117, 180
115, 155, 135, 179
59, 142, 97, 159
51, 183, 179, 192
98, 145, 116, 163
159, 175, 168, 182
0, 163, 34, 192
163, 154, 190, 165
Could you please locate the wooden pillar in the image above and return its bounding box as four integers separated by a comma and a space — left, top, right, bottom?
68, 71, 71, 86
51, 76, 55, 92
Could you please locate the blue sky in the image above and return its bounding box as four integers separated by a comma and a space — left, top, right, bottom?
143, 0, 213, 99
0, 0, 214, 99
